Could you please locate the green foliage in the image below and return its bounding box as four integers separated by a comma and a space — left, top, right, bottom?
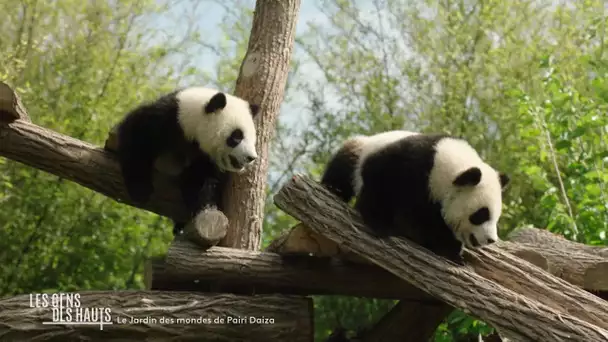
279, 0, 608, 340
0, 0, 210, 296
1, 1, 606, 341
312, 296, 396, 341
506, 57, 608, 244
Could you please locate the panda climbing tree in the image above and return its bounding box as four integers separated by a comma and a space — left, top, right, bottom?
107, 87, 260, 238
321, 130, 509, 265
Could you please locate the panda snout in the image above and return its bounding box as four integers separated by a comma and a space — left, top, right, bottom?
468, 233, 480, 247
467, 232, 497, 248
228, 152, 257, 170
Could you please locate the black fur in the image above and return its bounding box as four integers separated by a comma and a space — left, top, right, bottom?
499, 172, 510, 189
321, 133, 468, 263
469, 207, 490, 226
112, 90, 227, 236
453, 166, 482, 186
204, 92, 227, 113
320, 141, 361, 202
354, 133, 465, 263
325, 328, 351, 342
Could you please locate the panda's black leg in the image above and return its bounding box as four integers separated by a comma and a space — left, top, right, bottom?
172, 221, 185, 236
355, 187, 396, 237
179, 157, 223, 216
423, 230, 465, 265
118, 152, 156, 204
115, 116, 168, 204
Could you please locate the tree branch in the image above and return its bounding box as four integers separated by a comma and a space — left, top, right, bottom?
220, 0, 302, 250
0, 291, 313, 341
509, 227, 608, 257
0, 118, 189, 221
498, 241, 608, 296
274, 175, 608, 342
267, 223, 608, 294
146, 239, 435, 301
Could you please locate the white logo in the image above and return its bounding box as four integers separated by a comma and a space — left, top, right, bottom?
30, 293, 112, 330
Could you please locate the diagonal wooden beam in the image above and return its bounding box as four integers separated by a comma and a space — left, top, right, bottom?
274, 175, 608, 342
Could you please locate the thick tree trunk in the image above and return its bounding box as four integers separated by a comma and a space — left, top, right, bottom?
274, 175, 608, 342
220, 0, 302, 250
0, 291, 313, 342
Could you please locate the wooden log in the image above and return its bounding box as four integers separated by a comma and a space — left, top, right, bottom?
509, 227, 608, 257
0, 83, 225, 247
220, 0, 302, 250
143, 255, 166, 290
0, 291, 313, 341
181, 207, 228, 248
274, 175, 608, 342
267, 223, 453, 340
0, 119, 188, 221
265, 224, 608, 339
498, 242, 608, 292
145, 239, 435, 301
265, 222, 367, 264
265, 223, 340, 257
267, 223, 608, 293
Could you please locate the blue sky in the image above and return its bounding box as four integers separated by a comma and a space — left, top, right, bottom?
192, 0, 331, 128
147, 0, 362, 130
145, 0, 343, 179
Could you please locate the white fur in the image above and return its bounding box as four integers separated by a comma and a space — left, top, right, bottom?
176, 87, 257, 172
429, 138, 502, 248
353, 130, 420, 195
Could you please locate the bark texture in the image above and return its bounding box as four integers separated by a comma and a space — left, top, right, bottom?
509, 227, 608, 257
274, 175, 608, 342
221, 0, 302, 250
0, 119, 189, 221
269, 223, 608, 293
0, 291, 312, 342
145, 239, 434, 301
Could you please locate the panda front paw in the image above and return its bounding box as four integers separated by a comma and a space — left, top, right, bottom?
173, 221, 185, 236
451, 253, 466, 266
198, 179, 220, 207
125, 180, 154, 204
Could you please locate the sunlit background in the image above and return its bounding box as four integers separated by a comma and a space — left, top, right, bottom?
0, 0, 606, 340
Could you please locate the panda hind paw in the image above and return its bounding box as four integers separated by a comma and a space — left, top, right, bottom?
125, 181, 154, 204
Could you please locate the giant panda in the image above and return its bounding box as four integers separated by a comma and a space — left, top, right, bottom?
109, 87, 259, 235
321, 130, 510, 264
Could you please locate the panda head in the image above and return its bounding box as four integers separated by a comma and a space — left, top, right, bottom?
177, 87, 260, 173
430, 138, 510, 249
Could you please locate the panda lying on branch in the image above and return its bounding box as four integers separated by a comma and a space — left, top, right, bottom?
321, 130, 509, 265
108, 87, 259, 236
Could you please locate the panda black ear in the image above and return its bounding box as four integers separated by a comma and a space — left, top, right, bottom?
499, 172, 510, 191
204, 92, 227, 114
453, 167, 482, 187
249, 103, 260, 118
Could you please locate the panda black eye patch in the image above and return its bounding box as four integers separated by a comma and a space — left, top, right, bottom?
227, 129, 244, 148
469, 207, 490, 225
